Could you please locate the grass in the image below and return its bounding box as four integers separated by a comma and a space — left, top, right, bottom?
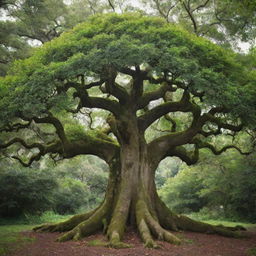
203, 219, 256, 229
0, 212, 72, 256
247, 247, 256, 256
0, 225, 35, 256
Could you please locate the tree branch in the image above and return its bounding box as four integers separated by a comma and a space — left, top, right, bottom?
194, 139, 251, 156
107, 0, 115, 12
66, 81, 122, 116
191, 0, 211, 12
153, 0, 178, 22
101, 66, 129, 103
147, 94, 244, 161
182, 0, 198, 35
138, 90, 194, 131
166, 144, 199, 165
32, 112, 68, 145
0, 120, 32, 133
0, 137, 44, 151
11, 153, 43, 167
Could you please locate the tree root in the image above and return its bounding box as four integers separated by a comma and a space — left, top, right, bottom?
156, 196, 245, 238
136, 199, 181, 248
57, 201, 111, 242
33, 209, 97, 233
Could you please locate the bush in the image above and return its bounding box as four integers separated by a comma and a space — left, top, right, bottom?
0, 168, 57, 217
54, 178, 90, 214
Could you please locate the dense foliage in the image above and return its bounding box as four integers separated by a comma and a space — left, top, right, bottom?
0, 167, 56, 217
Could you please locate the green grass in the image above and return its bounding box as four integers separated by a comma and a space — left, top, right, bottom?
247, 247, 256, 256
0, 225, 35, 256
203, 219, 256, 229
0, 212, 72, 256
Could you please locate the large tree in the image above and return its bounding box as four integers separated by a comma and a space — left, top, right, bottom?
0, 14, 255, 248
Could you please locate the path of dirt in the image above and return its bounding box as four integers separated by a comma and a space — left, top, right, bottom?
9, 229, 256, 256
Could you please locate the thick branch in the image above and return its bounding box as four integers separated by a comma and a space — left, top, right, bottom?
165, 145, 199, 165
138, 91, 194, 131
101, 66, 129, 103
68, 81, 121, 116
83, 97, 121, 116
148, 98, 244, 161
201, 113, 242, 133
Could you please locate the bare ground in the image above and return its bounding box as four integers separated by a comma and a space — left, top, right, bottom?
9, 228, 256, 256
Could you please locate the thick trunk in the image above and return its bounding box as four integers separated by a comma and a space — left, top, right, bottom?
34, 116, 244, 247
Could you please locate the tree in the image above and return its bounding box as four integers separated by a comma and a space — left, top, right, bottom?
142, 0, 256, 45
0, 0, 68, 76
0, 13, 255, 248
0, 166, 57, 217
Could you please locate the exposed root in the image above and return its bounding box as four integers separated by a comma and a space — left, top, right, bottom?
136, 198, 181, 247
57, 201, 111, 242
136, 199, 159, 248
107, 230, 132, 248
33, 209, 97, 233
138, 218, 159, 248
156, 196, 245, 238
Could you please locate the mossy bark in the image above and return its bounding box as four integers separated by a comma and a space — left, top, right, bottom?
34, 114, 244, 248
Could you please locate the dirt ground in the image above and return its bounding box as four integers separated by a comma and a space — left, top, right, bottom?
9, 228, 256, 256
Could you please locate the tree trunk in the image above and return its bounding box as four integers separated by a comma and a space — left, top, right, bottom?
34, 116, 244, 248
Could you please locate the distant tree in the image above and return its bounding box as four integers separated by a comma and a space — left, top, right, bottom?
159, 149, 256, 222
0, 167, 57, 217
143, 0, 256, 45
0, 14, 255, 248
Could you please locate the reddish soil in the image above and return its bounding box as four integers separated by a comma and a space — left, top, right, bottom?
9, 228, 256, 256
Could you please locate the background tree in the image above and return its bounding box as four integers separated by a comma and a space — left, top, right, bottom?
159, 149, 256, 222
0, 0, 106, 76
0, 13, 255, 248
141, 0, 256, 47
0, 155, 108, 217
